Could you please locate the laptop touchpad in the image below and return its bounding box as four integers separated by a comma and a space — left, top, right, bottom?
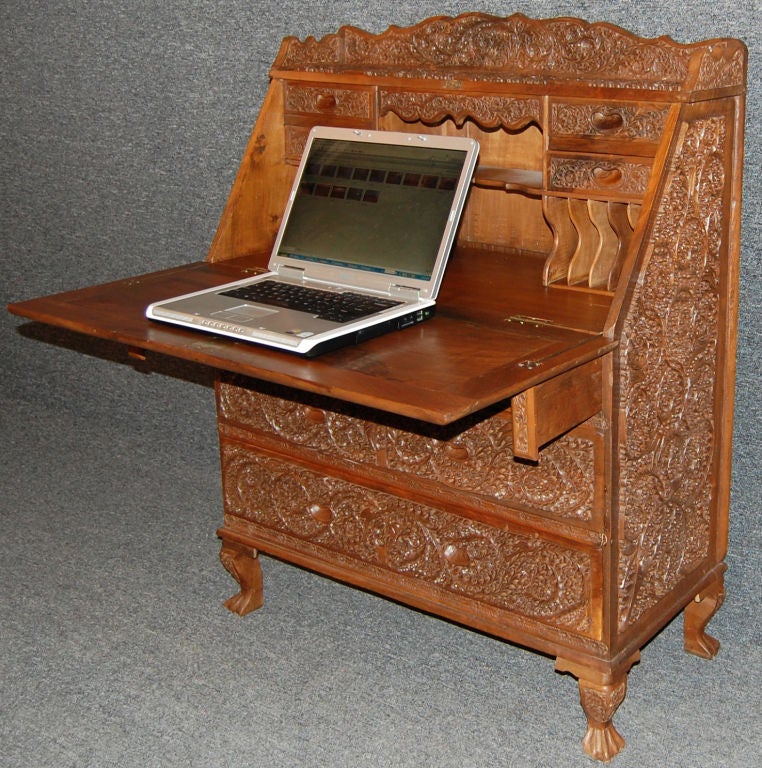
212, 304, 278, 323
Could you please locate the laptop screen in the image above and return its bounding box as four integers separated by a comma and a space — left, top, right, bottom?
277, 137, 470, 281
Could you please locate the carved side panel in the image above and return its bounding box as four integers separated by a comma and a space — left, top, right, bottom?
694, 43, 747, 91
284, 126, 309, 162
616, 112, 730, 628
220, 442, 596, 636
217, 378, 598, 524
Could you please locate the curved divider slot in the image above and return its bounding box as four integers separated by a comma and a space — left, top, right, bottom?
543, 197, 640, 291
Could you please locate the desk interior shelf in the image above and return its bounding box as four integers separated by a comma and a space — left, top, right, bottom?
473, 166, 543, 195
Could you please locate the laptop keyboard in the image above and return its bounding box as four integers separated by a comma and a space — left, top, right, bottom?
221, 280, 403, 324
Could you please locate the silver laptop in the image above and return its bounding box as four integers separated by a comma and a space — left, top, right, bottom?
146, 126, 479, 357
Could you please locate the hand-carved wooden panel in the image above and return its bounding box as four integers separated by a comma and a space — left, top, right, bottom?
694, 42, 747, 91
284, 126, 309, 163
284, 84, 374, 119
379, 89, 541, 129
549, 101, 670, 144
217, 377, 598, 524
220, 442, 596, 635
616, 112, 729, 628
548, 155, 652, 199
272, 13, 747, 91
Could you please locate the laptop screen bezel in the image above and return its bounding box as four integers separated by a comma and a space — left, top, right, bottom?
268, 126, 479, 300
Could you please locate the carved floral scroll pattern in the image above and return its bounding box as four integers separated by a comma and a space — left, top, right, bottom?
276, 14, 716, 90
221, 444, 594, 633
617, 115, 728, 627
550, 103, 670, 142
217, 380, 596, 522
695, 45, 746, 92
379, 90, 541, 129
284, 86, 374, 118
549, 157, 652, 197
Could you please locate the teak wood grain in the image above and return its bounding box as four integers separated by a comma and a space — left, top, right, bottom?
8, 13, 746, 762
8, 253, 616, 426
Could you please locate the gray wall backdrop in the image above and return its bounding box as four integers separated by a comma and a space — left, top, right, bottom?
2, 2, 760, 767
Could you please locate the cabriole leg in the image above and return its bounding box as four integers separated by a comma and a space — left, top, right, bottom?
219, 538, 264, 616
556, 653, 638, 763
578, 676, 628, 762
684, 573, 725, 659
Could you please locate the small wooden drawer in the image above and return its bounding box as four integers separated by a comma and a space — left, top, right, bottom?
282, 82, 376, 162
548, 99, 670, 155
284, 82, 375, 120
546, 152, 653, 201
511, 358, 603, 462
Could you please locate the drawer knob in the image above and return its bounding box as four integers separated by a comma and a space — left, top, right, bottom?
592, 166, 623, 186
315, 93, 337, 111
444, 443, 470, 461
303, 406, 326, 424
591, 111, 625, 132
444, 543, 470, 567
308, 504, 333, 524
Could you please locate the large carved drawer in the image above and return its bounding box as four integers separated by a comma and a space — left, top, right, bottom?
546, 152, 653, 202
548, 99, 670, 156
216, 376, 606, 540
219, 440, 603, 642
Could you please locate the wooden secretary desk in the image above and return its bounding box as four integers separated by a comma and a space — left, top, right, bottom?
8, 14, 747, 762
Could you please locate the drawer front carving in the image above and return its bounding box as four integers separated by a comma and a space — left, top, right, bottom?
284, 125, 310, 163
547, 153, 653, 200
549, 100, 670, 152
217, 378, 600, 526
283, 82, 376, 162
221, 442, 598, 637
284, 83, 375, 119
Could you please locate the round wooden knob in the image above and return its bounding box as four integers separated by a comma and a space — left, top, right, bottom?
445, 443, 470, 461
316, 93, 337, 111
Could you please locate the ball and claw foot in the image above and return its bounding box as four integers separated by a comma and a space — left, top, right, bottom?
219, 540, 264, 616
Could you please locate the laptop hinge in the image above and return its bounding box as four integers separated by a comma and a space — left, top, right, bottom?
278, 264, 307, 282
390, 284, 421, 300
